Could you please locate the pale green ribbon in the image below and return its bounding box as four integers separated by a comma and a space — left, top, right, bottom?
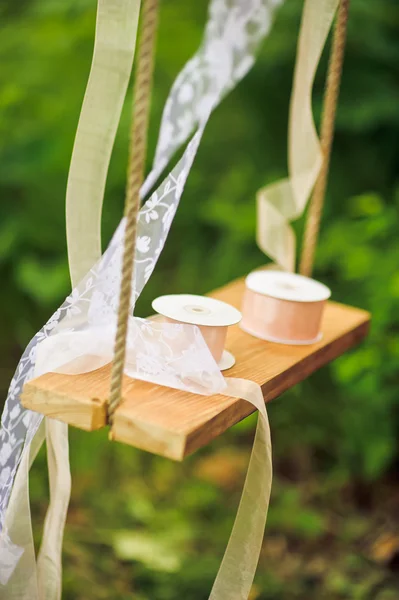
210, 1, 340, 595
2, 1, 142, 598
257, 0, 339, 271
210, 379, 272, 600
39, 1, 142, 598
66, 0, 142, 284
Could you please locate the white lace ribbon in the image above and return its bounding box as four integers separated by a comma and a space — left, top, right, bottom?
0, 422, 45, 596
0, 0, 283, 595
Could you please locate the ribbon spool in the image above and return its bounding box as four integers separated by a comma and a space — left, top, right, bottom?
241, 270, 331, 345
152, 294, 242, 371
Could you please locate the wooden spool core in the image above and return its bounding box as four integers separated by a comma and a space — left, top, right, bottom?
21, 276, 370, 460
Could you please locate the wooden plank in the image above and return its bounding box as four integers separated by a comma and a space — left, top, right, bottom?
21, 277, 370, 460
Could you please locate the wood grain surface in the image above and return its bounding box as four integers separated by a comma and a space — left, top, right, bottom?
21, 277, 370, 460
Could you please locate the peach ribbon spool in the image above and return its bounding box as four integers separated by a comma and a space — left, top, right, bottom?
152, 294, 242, 371
241, 270, 331, 345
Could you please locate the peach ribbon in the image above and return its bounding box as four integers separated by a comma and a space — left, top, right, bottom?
257, 0, 339, 271
165, 317, 229, 364
241, 287, 326, 344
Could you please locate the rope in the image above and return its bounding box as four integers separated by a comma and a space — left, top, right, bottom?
299, 0, 350, 277
107, 0, 159, 427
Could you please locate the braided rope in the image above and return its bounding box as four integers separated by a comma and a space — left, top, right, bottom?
299, 0, 350, 277
108, 0, 158, 426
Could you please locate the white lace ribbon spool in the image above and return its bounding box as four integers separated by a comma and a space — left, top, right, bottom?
152, 294, 241, 371
240, 270, 331, 345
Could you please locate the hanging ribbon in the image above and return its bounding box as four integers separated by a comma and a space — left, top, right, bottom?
36, 420, 70, 600
210, 379, 272, 600
0, 0, 142, 596
256, 0, 339, 272
66, 0, 143, 285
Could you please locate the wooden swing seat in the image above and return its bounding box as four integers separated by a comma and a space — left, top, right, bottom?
21, 275, 370, 460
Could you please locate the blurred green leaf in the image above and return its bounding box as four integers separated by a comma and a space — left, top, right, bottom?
113, 532, 182, 573
15, 255, 69, 303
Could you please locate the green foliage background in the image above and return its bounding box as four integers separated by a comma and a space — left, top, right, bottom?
0, 0, 399, 598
